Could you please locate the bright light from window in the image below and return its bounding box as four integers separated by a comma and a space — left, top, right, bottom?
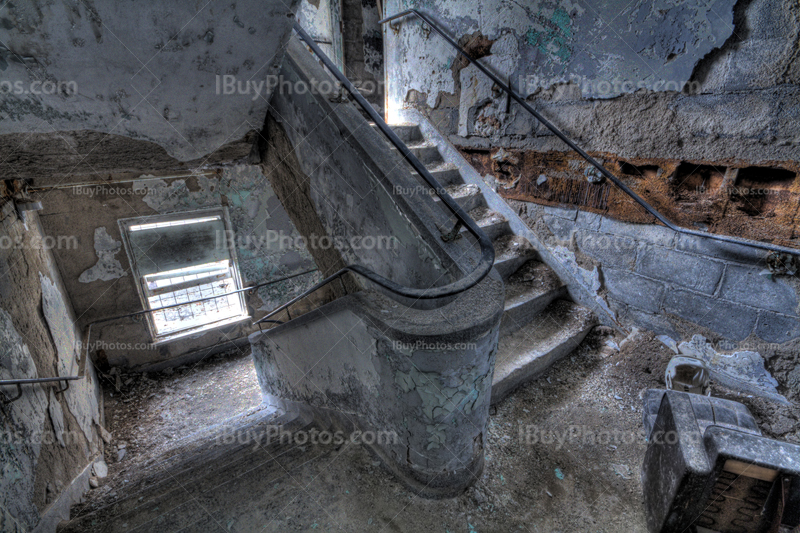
144, 260, 245, 336
129, 215, 221, 232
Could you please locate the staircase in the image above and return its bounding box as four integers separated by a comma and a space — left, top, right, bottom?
383, 122, 597, 405
56, 124, 597, 533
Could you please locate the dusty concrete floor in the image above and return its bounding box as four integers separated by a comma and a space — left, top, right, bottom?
73, 348, 264, 517
71, 328, 799, 532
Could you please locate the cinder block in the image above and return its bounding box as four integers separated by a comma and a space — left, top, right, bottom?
719, 265, 799, 315
540, 205, 578, 221
599, 216, 676, 248
578, 231, 637, 269
619, 305, 682, 341
575, 210, 602, 231
542, 215, 575, 243
675, 233, 767, 265
636, 246, 724, 295
603, 268, 665, 313
663, 289, 758, 341
755, 311, 800, 344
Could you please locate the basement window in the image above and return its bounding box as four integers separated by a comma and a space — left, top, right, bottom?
119, 209, 248, 341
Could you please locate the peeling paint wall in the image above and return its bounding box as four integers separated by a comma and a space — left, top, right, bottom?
78, 227, 127, 283
250, 275, 504, 496
0, 0, 301, 161
384, 0, 800, 162
36, 165, 321, 369
0, 201, 103, 531
298, 0, 345, 70
385, 0, 800, 343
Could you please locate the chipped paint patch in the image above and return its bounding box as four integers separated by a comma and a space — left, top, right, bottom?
48, 390, 66, 448
41, 272, 101, 441
395, 365, 489, 449
78, 227, 127, 282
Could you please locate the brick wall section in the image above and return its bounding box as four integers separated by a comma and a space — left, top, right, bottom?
527, 204, 800, 343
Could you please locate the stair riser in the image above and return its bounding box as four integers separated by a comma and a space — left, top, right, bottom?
412, 168, 463, 187
387, 125, 423, 144
393, 145, 443, 165
462, 221, 512, 244
500, 286, 568, 336
490, 326, 594, 406
493, 254, 537, 280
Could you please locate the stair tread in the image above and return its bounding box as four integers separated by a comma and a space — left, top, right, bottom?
503, 260, 564, 310
468, 207, 506, 228
433, 183, 481, 200
493, 234, 535, 263
410, 162, 459, 174
493, 300, 595, 388
389, 141, 437, 150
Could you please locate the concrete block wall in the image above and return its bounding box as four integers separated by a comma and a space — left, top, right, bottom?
526, 203, 800, 344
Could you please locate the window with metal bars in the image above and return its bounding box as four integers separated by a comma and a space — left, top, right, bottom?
119, 208, 248, 340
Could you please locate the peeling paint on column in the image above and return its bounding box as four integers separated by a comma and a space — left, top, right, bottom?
395, 364, 489, 450
78, 227, 127, 283
0, 308, 48, 530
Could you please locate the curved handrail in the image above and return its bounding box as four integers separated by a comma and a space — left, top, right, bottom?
251, 23, 496, 327
380, 8, 800, 257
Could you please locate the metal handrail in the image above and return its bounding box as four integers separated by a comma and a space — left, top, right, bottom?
82, 268, 320, 362
0, 376, 81, 403
380, 8, 800, 257
3, 270, 322, 402
252, 22, 497, 326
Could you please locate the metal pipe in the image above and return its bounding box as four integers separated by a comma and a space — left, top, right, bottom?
380, 8, 800, 257
0, 376, 82, 385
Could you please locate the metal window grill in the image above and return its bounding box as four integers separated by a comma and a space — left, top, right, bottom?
142, 260, 245, 336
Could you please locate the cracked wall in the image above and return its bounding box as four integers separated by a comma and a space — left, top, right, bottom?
0, 200, 103, 531
384, 0, 799, 161
385, 0, 800, 344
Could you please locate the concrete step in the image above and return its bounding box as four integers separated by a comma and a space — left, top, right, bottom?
464, 207, 510, 242
500, 260, 567, 336
390, 142, 443, 166
409, 165, 463, 188
59, 410, 317, 533
385, 123, 423, 144
432, 183, 486, 213
491, 299, 596, 406
492, 234, 538, 280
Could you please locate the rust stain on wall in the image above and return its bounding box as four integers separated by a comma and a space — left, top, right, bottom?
460, 147, 800, 248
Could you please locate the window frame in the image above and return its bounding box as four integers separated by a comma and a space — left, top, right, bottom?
118, 207, 248, 342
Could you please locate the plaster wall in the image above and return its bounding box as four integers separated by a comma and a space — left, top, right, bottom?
268, 37, 461, 292
35, 165, 323, 370
0, 0, 300, 161
0, 201, 103, 531
384, 0, 800, 163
